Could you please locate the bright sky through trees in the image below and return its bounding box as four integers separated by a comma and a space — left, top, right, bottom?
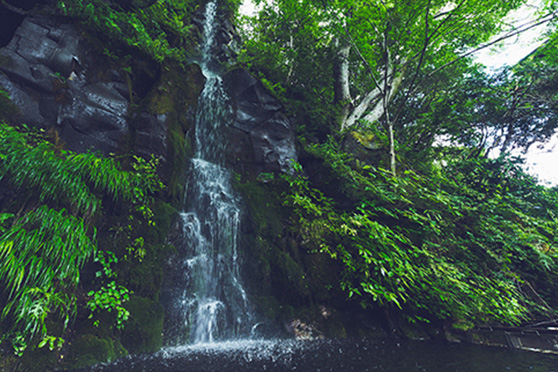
239, 0, 557, 185
476, 0, 546, 69
475, 0, 557, 185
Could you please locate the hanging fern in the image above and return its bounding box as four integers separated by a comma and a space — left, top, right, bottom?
0, 121, 163, 352
0, 206, 95, 338
0, 124, 158, 218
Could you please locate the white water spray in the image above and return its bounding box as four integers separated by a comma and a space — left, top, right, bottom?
165, 1, 252, 345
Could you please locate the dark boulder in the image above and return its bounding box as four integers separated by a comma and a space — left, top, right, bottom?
0, 15, 130, 154
223, 68, 296, 173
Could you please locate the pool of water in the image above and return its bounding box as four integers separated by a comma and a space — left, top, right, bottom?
71, 339, 558, 372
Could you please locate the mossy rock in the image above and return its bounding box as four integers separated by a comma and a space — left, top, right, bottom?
146, 64, 203, 117
137, 63, 203, 203
0, 350, 18, 372
4, 343, 58, 372
236, 180, 312, 305
270, 249, 311, 303
301, 251, 345, 305
64, 334, 127, 369
166, 123, 191, 201
399, 321, 431, 341
144, 202, 178, 244
251, 296, 283, 321
0, 84, 18, 122
340, 311, 388, 339
320, 314, 348, 339
235, 181, 285, 237
121, 296, 164, 354
124, 255, 164, 298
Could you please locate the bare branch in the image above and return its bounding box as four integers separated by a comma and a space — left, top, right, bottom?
1, 0, 28, 15
428, 11, 557, 80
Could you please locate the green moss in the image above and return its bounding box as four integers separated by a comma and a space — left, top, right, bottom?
125, 254, 164, 298
146, 64, 203, 118
301, 252, 343, 304
276, 305, 296, 323
271, 250, 311, 301
138, 64, 203, 202
74, 310, 120, 340
16, 345, 57, 372
235, 181, 285, 236
350, 130, 382, 150
143, 201, 177, 245
166, 124, 190, 202
320, 315, 348, 339
65, 334, 126, 369
0, 84, 18, 122
149, 86, 175, 115
341, 313, 388, 339
252, 296, 282, 321
121, 296, 164, 354
451, 319, 475, 331
0, 352, 18, 372
399, 322, 430, 341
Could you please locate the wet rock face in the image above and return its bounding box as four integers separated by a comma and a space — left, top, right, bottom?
0, 15, 131, 154
223, 68, 297, 174
0, 12, 297, 175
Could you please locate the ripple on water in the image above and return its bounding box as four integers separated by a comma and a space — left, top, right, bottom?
70, 339, 558, 372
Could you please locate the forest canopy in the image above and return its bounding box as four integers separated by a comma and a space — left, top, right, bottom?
239, 0, 558, 170
238, 0, 558, 326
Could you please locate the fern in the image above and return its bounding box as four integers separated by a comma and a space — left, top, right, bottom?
57, 0, 195, 63
0, 122, 162, 352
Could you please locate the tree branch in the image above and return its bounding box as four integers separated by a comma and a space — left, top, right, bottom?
392, 0, 431, 125
1, 0, 28, 15
427, 12, 557, 80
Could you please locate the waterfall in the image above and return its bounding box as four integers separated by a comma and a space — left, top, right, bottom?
164, 1, 252, 345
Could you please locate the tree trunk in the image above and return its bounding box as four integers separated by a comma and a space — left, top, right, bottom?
340, 63, 402, 131
333, 37, 352, 126
383, 44, 396, 176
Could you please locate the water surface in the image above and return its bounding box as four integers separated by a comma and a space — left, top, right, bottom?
77, 339, 558, 372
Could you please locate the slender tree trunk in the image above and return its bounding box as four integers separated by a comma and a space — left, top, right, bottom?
333, 37, 352, 126
362, 72, 403, 124
501, 122, 515, 153
384, 77, 396, 175
339, 62, 402, 131
383, 30, 396, 175
387, 110, 396, 175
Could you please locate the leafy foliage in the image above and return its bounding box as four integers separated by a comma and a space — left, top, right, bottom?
242, 1, 558, 327
240, 0, 525, 135
0, 122, 163, 353
281, 139, 558, 325
87, 281, 131, 330
57, 0, 198, 63
428, 65, 558, 154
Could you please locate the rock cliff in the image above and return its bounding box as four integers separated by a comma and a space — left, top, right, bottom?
0, 12, 296, 174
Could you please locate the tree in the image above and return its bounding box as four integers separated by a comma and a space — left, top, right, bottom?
243, 0, 528, 174
422, 57, 558, 156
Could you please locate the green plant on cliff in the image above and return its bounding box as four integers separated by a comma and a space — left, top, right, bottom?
87, 280, 131, 330
0, 121, 163, 355
57, 0, 197, 63
281, 139, 558, 326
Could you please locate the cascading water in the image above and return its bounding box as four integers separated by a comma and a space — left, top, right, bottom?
164, 1, 252, 345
